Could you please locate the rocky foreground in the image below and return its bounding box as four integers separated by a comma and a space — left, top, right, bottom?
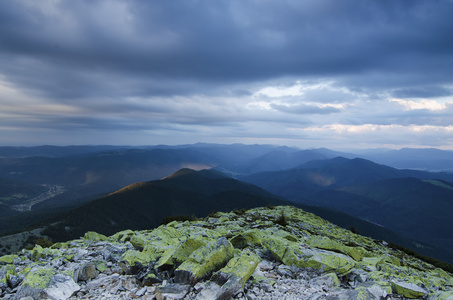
1, 206, 452, 299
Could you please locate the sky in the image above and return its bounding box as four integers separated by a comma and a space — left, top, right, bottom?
1, 0, 453, 150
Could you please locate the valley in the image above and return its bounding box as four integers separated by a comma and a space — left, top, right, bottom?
10, 185, 65, 212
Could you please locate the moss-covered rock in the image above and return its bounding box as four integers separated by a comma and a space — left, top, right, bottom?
0, 254, 19, 265
2, 205, 452, 299
121, 249, 153, 270
83, 231, 107, 242
391, 280, 428, 299
175, 237, 234, 284
155, 238, 207, 269
21, 266, 57, 289
109, 229, 135, 243
214, 249, 260, 288
305, 235, 367, 261
130, 234, 146, 251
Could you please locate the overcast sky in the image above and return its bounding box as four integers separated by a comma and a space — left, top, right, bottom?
1, 0, 453, 149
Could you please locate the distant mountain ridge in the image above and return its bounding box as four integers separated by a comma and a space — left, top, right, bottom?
1, 144, 453, 266
1, 168, 449, 267
242, 156, 453, 262
357, 147, 453, 171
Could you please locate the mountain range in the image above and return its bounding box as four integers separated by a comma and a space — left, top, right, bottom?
0, 144, 452, 266
241, 157, 453, 259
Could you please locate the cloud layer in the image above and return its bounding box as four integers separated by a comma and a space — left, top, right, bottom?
0, 0, 452, 149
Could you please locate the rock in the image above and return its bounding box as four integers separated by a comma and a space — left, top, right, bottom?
199, 249, 260, 300
430, 291, 453, 300
276, 265, 294, 278
15, 269, 80, 300
74, 262, 98, 282
155, 283, 190, 300
305, 235, 367, 261
286, 247, 356, 275
93, 260, 108, 273
175, 237, 233, 284
109, 229, 136, 243
143, 272, 162, 286
85, 273, 120, 290
7, 274, 21, 289
0, 255, 19, 265
310, 272, 340, 288
83, 231, 107, 242
155, 238, 207, 269
130, 235, 146, 251
1, 206, 452, 300
391, 280, 428, 299
43, 273, 80, 300
120, 250, 152, 274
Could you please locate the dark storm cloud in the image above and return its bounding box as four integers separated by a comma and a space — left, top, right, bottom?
271, 103, 341, 115
1, 0, 452, 99
1, 0, 453, 148
392, 87, 453, 99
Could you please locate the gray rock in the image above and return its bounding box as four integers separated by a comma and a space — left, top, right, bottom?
391, 280, 428, 299
44, 273, 80, 300
86, 273, 120, 290
310, 273, 340, 289
276, 265, 293, 278
74, 262, 98, 282
13, 285, 46, 300
155, 283, 191, 300
7, 274, 21, 289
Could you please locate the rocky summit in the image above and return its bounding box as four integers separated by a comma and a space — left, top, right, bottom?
1, 206, 452, 300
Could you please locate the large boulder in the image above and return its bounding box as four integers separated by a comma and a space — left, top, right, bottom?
197, 249, 260, 300
175, 237, 234, 284
391, 280, 428, 299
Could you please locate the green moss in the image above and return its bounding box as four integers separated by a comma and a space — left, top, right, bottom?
50, 241, 70, 249
216, 249, 260, 288
122, 250, 153, 267
130, 235, 146, 251
391, 280, 428, 299
229, 230, 262, 249
22, 267, 56, 289
83, 231, 107, 242
109, 229, 135, 243
0, 254, 19, 264
176, 237, 234, 282
155, 238, 207, 269
305, 235, 369, 262
94, 260, 108, 273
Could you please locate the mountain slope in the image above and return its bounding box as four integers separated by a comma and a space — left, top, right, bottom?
40, 169, 291, 241
339, 178, 453, 250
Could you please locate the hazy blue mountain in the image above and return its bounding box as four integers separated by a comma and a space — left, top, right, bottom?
0, 145, 339, 207
356, 147, 453, 172
0, 145, 139, 158
241, 157, 453, 258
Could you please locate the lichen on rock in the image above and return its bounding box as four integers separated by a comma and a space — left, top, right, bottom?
1, 205, 452, 299
175, 237, 234, 284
